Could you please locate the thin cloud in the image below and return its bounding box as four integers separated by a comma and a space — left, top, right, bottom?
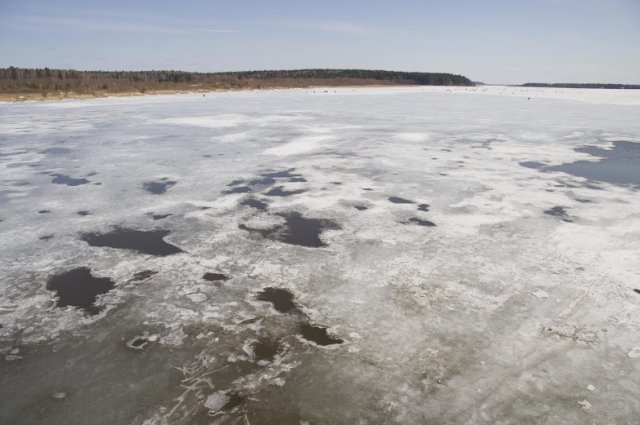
1, 15, 236, 34
277, 20, 372, 35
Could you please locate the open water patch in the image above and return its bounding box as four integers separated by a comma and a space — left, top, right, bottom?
239, 198, 268, 210
388, 196, 414, 204
256, 287, 296, 313
544, 141, 640, 188
51, 174, 90, 186
143, 178, 176, 194
264, 186, 306, 197
407, 217, 436, 227
46, 267, 115, 315
299, 323, 343, 346
544, 206, 573, 223
203, 272, 229, 282
239, 212, 339, 248
81, 227, 184, 256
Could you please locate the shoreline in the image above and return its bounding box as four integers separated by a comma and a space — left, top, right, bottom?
0, 83, 420, 103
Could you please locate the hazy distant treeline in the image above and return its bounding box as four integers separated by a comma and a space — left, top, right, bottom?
0, 67, 473, 97
523, 82, 640, 89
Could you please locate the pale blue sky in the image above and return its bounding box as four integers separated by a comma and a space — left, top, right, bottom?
0, 0, 638, 84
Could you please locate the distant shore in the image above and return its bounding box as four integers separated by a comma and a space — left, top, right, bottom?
0, 67, 474, 103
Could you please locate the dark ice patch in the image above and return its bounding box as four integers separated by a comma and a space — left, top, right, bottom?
39, 234, 54, 240
143, 179, 176, 194
354, 205, 368, 211
544, 206, 573, 223
519, 161, 546, 169
633, 289, 640, 295
256, 287, 296, 313
240, 212, 339, 248
544, 141, 640, 188
240, 198, 268, 210
150, 213, 172, 220
77, 210, 91, 216
388, 196, 415, 204
81, 228, 184, 256
288, 177, 307, 183
51, 174, 90, 186
299, 323, 343, 346
38, 209, 51, 214
407, 217, 436, 227
46, 267, 114, 315
417, 203, 430, 212
264, 186, 306, 197
132, 270, 157, 281
203, 272, 229, 282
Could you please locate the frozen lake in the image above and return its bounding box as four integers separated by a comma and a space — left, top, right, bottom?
1, 86, 639, 424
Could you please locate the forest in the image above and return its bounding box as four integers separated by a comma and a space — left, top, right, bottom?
0, 67, 473, 99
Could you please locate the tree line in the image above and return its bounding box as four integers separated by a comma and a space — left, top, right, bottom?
0, 67, 473, 98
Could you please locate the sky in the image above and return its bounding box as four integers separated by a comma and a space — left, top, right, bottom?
0, 0, 638, 84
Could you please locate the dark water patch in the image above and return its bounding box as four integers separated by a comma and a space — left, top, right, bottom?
202, 154, 212, 158
417, 203, 430, 212
150, 213, 172, 220
520, 161, 546, 169
256, 287, 296, 313
222, 393, 244, 412
132, 270, 157, 281
362, 187, 373, 191
240, 212, 339, 248
299, 323, 343, 346
46, 267, 115, 315
407, 217, 436, 227
87, 171, 98, 177
227, 179, 245, 186
288, 177, 307, 183
240, 198, 268, 210
544, 141, 640, 188
51, 174, 90, 186
261, 169, 300, 179
130, 338, 148, 348
223, 186, 252, 194
574, 198, 593, 203
248, 177, 276, 187
203, 272, 228, 282
389, 196, 414, 204
264, 186, 306, 197
38, 209, 51, 214
143, 179, 176, 194
42, 147, 72, 155
39, 234, 54, 240
81, 228, 184, 256
633, 289, 640, 295
544, 206, 573, 223
77, 210, 91, 216
354, 205, 368, 211
253, 338, 279, 361
331, 182, 342, 185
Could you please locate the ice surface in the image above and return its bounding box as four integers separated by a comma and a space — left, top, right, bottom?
0, 86, 639, 424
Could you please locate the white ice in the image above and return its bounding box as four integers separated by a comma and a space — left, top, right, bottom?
0, 86, 639, 425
